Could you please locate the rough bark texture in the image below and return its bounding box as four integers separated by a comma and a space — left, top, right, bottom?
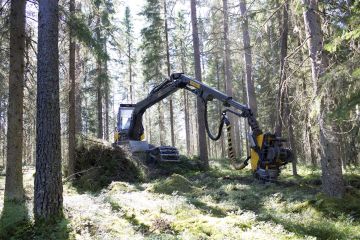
239, 0, 257, 116
184, 91, 191, 155
5, 0, 26, 201
222, 0, 238, 158
303, 0, 344, 197
276, 1, 297, 175
164, 0, 175, 147
96, 12, 103, 139
35, 0, 63, 219
275, 0, 288, 136
190, 0, 209, 168
180, 37, 191, 155
158, 103, 165, 146
75, 42, 82, 134
67, 0, 76, 177
216, 61, 225, 158
104, 43, 109, 141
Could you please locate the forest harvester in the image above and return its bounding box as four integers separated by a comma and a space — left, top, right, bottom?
114, 73, 292, 181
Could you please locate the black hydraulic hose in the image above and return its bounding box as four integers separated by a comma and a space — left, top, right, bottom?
204, 101, 225, 141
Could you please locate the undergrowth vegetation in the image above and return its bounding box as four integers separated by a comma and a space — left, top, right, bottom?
1, 156, 360, 239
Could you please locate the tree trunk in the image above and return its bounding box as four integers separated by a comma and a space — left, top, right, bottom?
180, 36, 190, 156
164, 0, 175, 147
96, 10, 103, 139
303, 0, 344, 197
216, 61, 225, 158
184, 90, 191, 155
128, 49, 133, 104
35, 0, 63, 219
239, 0, 257, 115
5, 0, 26, 201
75, 42, 82, 134
104, 42, 109, 141
158, 102, 165, 146
0, 99, 3, 167
223, 0, 237, 158
67, 0, 76, 178
276, 1, 297, 175
275, 0, 288, 136
241, 73, 250, 156
190, 0, 209, 168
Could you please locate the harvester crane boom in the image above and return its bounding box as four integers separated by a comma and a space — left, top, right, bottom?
128, 73, 261, 141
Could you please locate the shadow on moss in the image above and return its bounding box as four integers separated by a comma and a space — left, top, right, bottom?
0, 200, 31, 239
0, 200, 71, 240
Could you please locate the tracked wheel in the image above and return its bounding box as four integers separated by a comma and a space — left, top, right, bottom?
149, 146, 180, 162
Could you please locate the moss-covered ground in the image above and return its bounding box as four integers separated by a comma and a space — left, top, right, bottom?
1, 159, 360, 239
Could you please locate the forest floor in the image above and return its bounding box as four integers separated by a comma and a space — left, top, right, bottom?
1, 161, 360, 240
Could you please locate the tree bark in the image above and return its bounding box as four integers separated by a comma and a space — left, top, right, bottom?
67, 0, 76, 178
158, 102, 165, 146
35, 0, 63, 219
223, 0, 238, 158
5, 0, 26, 201
75, 41, 82, 134
164, 0, 175, 147
276, 0, 297, 175
184, 90, 191, 155
303, 0, 344, 197
0, 100, 3, 167
275, 0, 289, 136
216, 60, 225, 158
190, 0, 209, 168
180, 34, 190, 156
96, 8, 103, 139
239, 0, 257, 116
104, 42, 109, 141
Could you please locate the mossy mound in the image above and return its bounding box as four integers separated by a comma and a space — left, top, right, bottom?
108, 181, 139, 193
73, 137, 145, 192
147, 155, 203, 179
150, 174, 200, 194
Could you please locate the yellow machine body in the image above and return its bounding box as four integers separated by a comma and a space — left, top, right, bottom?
250, 134, 264, 171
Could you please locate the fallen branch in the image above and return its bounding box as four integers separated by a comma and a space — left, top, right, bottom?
63, 166, 102, 183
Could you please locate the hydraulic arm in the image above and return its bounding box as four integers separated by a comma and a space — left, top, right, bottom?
116, 73, 292, 180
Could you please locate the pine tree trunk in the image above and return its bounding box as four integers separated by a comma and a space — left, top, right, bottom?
275, 0, 288, 136
190, 0, 209, 168
96, 11, 103, 139
35, 0, 63, 219
5, 0, 26, 201
241, 74, 250, 156
104, 42, 109, 141
184, 90, 191, 155
67, 0, 76, 178
158, 102, 165, 145
223, 0, 237, 158
75, 42, 82, 134
128, 45, 133, 103
277, 1, 297, 175
303, 0, 344, 197
0, 99, 3, 167
239, 0, 257, 115
164, 0, 175, 147
216, 61, 225, 158
181, 40, 190, 156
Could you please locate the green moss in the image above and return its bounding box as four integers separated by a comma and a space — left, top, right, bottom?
150, 174, 201, 194
0, 201, 32, 240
